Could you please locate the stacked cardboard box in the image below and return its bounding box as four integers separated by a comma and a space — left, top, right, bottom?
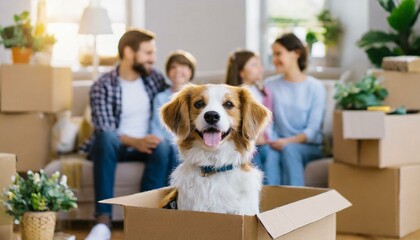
0, 153, 16, 240
330, 61, 420, 238
0, 65, 72, 171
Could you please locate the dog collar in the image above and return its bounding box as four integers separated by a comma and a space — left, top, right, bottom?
200, 165, 234, 177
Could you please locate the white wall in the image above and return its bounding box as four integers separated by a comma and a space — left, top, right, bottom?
329, 0, 370, 81
143, 0, 247, 73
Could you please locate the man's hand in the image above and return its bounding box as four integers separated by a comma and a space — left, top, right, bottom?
134, 135, 161, 154
268, 138, 289, 151
120, 134, 161, 154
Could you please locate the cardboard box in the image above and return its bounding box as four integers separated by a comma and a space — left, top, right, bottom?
329, 162, 420, 238
0, 113, 53, 171
373, 70, 420, 109
382, 56, 420, 72
0, 153, 16, 240
333, 110, 420, 168
0, 64, 72, 113
101, 186, 351, 240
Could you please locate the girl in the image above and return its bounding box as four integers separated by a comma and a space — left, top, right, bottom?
225, 50, 272, 180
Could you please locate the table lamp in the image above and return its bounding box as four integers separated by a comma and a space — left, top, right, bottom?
79, 6, 112, 80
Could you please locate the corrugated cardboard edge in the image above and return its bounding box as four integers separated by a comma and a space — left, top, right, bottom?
342, 111, 385, 139
100, 186, 174, 207
256, 189, 351, 239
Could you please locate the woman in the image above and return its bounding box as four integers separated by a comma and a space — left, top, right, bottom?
225, 50, 272, 177
150, 50, 196, 182
264, 33, 326, 186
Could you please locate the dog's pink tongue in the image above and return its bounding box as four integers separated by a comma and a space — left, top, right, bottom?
203, 132, 222, 147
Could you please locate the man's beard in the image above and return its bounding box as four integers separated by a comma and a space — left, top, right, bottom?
132, 58, 152, 77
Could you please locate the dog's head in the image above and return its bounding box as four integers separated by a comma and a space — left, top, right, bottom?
160, 84, 270, 163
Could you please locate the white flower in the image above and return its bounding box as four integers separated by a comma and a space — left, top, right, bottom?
52, 171, 60, 180
14, 219, 19, 225
40, 169, 45, 174
33, 173, 41, 184
60, 175, 67, 187
11, 175, 15, 182
27, 170, 33, 176
7, 191, 14, 200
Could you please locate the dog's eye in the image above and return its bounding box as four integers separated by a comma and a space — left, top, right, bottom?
194, 100, 205, 109
223, 101, 234, 109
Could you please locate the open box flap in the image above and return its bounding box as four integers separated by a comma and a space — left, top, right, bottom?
100, 187, 175, 208
256, 189, 351, 239
342, 111, 385, 139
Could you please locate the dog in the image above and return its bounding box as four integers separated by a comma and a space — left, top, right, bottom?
160, 84, 271, 215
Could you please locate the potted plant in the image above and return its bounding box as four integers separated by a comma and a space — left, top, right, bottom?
0, 11, 33, 64
31, 23, 56, 65
334, 74, 388, 110
305, 9, 342, 66
2, 170, 77, 240
357, 0, 420, 67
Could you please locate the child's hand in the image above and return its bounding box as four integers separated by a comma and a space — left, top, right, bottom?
256, 134, 266, 145
268, 138, 289, 151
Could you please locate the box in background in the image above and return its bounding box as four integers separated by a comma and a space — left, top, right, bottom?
0, 153, 16, 240
381, 56, 420, 72
102, 186, 351, 240
0, 64, 72, 113
373, 70, 420, 110
329, 162, 420, 238
0, 113, 53, 171
333, 110, 420, 168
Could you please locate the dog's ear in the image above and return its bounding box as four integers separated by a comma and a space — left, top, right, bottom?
160, 85, 192, 140
239, 87, 271, 140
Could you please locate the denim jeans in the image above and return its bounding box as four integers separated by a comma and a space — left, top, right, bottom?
166, 140, 181, 185
90, 131, 172, 217
252, 145, 269, 184
264, 143, 323, 186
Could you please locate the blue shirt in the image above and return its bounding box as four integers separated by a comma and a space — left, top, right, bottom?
150, 88, 175, 141
264, 75, 326, 145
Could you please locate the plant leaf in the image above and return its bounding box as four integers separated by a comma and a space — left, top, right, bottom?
365, 46, 396, 67
387, 0, 417, 32
408, 36, 420, 54
378, 0, 396, 12
357, 31, 398, 48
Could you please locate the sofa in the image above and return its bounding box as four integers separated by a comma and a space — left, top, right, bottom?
44, 68, 349, 221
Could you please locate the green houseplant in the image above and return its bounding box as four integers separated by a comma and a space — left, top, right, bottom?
334, 74, 388, 110
0, 11, 32, 49
0, 11, 33, 63
305, 9, 342, 50
2, 170, 77, 240
357, 0, 420, 67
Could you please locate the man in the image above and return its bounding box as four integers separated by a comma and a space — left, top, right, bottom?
84, 29, 170, 240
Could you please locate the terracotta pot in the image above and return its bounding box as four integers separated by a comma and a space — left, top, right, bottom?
20, 211, 56, 240
11, 47, 32, 64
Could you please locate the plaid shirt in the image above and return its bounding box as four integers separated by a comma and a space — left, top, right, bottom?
79, 65, 168, 153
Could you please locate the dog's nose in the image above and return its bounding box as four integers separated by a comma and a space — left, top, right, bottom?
204, 111, 220, 124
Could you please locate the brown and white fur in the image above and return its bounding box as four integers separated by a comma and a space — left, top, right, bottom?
160, 84, 270, 215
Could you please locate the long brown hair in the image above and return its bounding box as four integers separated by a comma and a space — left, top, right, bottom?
225, 50, 256, 86
274, 33, 308, 71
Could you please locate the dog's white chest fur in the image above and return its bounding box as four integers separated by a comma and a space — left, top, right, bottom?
171, 163, 263, 215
